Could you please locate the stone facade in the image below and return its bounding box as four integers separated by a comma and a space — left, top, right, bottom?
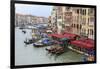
50, 6, 95, 39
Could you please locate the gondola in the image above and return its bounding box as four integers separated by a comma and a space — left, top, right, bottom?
24, 38, 35, 45
22, 30, 26, 34
24, 41, 31, 45
45, 46, 64, 54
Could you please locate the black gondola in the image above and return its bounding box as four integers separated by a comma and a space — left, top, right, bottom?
22, 30, 26, 34
24, 38, 35, 45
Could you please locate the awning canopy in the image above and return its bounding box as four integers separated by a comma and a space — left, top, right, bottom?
63, 32, 79, 39
81, 38, 94, 44
52, 34, 65, 38
48, 32, 79, 39
71, 39, 94, 49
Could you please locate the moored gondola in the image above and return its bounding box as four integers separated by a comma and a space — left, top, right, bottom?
22, 30, 26, 34
45, 46, 64, 54
24, 38, 36, 45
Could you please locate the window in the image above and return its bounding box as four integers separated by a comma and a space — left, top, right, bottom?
90, 29, 93, 35
82, 17, 86, 25
58, 16, 62, 19
74, 24, 75, 28
82, 9, 86, 15
80, 25, 82, 29
88, 17, 90, 25
72, 24, 73, 27
80, 9, 82, 14
66, 7, 70, 11
88, 9, 90, 15
77, 9, 79, 14
90, 17, 94, 22
88, 29, 90, 35
84, 9, 86, 15
59, 22, 62, 26
77, 24, 79, 29
92, 30, 94, 35
82, 10, 84, 15
89, 8, 94, 15
89, 17, 94, 25
62, 24, 65, 28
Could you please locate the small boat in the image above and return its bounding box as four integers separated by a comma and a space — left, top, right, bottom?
24, 41, 31, 45
22, 30, 26, 34
24, 38, 35, 45
33, 38, 54, 47
19, 27, 24, 29
33, 42, 44, 47
45, 46, 64, 54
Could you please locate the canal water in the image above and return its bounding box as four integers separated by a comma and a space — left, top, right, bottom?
15, 27, 84, 65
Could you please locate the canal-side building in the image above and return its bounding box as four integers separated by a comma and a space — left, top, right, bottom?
48, 16, 51, 27
43, 17, 48, 24
50, 6, 58, 33
15, 13, 28, 27
62, 7, 73, 33
25, 15, 33, 25
31, 16, 37, 24
56, 6, 73, 34
71, 7, 82, 35
50, 6, 95, 39
81, 8, 95, 39
71, 7, 95, 39
88, 8, 95, 39
15, 13, 48, 27
56, 6, 63, 34
36, 17, 48, 24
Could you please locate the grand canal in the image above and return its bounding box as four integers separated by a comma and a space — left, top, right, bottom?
15, 27, 84, 65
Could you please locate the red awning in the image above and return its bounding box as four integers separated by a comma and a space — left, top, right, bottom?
48, 32, 79, 39
52, 34, 65, 38
63, 32, 79, 39
84, 38, 94, 44
48, 34, 64, 38
71, 40, 94, 49
79, 38, 94, 45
